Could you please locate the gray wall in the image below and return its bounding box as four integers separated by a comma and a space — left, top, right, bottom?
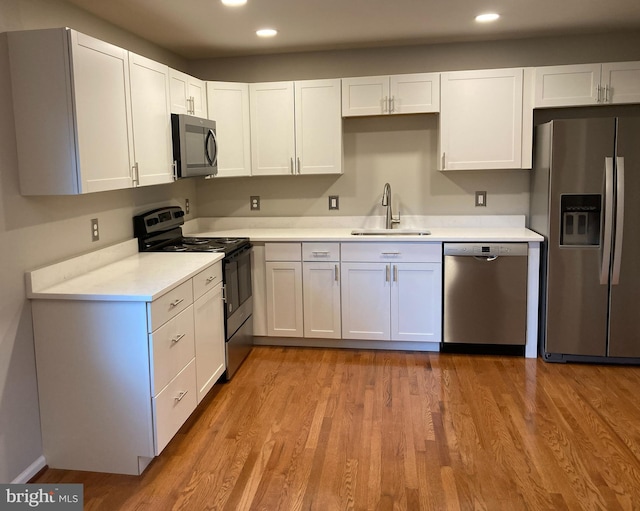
190, 31, 640, 219
0, 0, 195, 483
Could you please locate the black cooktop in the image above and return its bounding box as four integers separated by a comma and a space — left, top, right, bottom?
134, 206, 250, 255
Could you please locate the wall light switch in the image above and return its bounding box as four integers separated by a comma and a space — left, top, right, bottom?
185, 198, 190, 214
329, 195, 339, 210
250, 196, 260, 211
475, 191, 487, 207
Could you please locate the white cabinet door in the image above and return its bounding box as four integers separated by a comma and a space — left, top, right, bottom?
303, 262, 341, 339
129, 53, 174, 186
295, 79, 343, 175
207, 81, 252, 177
440, 68, 523, 170
602, 61, 640, 104
391, 263, 442, 342
341, 76, 389, 116
341, 263, 391, 341
265, 261, 304, 336
534, 64, 601, 107
169, 69, 207, 116
250, 82, 296, 175
389, 73, 440, 114
193, 283, 225, 403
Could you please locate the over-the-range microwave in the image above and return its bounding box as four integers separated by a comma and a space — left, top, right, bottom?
171, 113, 218, 178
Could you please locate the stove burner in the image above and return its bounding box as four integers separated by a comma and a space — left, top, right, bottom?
182, 237, 211, 245
162, 245, 188, 252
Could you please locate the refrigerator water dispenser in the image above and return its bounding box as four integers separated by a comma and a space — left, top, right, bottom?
560, 194, 601, 246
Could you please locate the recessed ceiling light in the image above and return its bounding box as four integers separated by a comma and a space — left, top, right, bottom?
475, 13, 500, 22
256, 28, 278, 38
221, 0, 247, 6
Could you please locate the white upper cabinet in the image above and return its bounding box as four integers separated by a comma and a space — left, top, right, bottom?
8, 28, 135, 194
534, 62, 640, 107
207, 81, 252, 178
169, 69, 207, 117
342, 73, 440, 116
440, 68, 524, 170
129, 53, 174, 186
250, 79, 342, 176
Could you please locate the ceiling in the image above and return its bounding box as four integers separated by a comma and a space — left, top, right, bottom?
64, 0, 640, 59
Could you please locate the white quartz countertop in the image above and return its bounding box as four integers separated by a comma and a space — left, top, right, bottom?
27, 250, 223, 302
192, 227, 543, 243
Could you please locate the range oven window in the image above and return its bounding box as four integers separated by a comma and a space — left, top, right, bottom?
224, 246, 252, 316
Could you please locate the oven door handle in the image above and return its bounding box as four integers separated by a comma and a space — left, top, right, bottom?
222, 284, 227, 303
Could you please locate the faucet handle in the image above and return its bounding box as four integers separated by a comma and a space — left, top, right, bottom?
392, 210, 401, 225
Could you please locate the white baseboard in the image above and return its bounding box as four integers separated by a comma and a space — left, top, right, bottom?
11, 456, 46, 484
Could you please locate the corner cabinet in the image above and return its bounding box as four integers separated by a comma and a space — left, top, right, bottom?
534, 62, 640, 107
341, 73, 440, 116
8, 28, 174, 195
206, 81, 252, 177
340, 243, 442, 342
249, 79, 343, 176
30, 262, 225, 475
439, 68, 527, 170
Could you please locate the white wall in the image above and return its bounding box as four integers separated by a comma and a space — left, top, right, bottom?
190, 31, 640, 219
0, 0, 195, 483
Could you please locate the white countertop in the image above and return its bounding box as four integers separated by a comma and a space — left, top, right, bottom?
27, 246, 223, 301
191, 227, 543, 243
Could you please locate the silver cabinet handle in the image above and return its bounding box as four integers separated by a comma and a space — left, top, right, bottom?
171, 333, 186, 344
390, 95, 395, 113
605, 84, 611, 103
132, 162, 139, 186
381, 252, 400, 256
172, 160, 178, 181
596, 84, 602, 103
297, 157, 301, 174
290, 157, 294, 175
205, 276, 216, 284
335, 264, 339, 282
382, 96, 388, 113
174, 390, 189, 402
385, 264, 390, 282
441, 152, 446, 170
312, 251, 330, 256
393, 264, 398, 282
168, 298, 184, 309
222, 284, 227, 303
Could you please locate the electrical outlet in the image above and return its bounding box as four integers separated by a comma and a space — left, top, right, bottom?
185, 198, 190, 214
91, 218, 99, 242
475, 191, 487, 207
329, 195, 339, 210
250, 196, 260, 211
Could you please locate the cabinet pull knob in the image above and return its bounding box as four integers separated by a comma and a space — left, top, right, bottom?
171, 333, 186, 344
169, 298, 184, 308
175, 390, 189, 402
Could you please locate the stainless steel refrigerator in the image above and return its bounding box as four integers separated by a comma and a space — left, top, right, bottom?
530, 117, 640, 362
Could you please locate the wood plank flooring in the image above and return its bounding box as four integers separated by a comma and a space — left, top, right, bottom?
34, 346, 640, 510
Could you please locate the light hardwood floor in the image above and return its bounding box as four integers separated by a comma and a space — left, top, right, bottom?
34, 346, 640, 510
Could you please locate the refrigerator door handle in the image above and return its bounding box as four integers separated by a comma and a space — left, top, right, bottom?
612, 157, 625, 285
600, 157, 614, 285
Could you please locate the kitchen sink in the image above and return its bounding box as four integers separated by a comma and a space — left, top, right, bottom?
350, 228, 431, 236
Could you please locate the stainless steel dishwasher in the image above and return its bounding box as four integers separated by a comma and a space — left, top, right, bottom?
443, 243, 528, 345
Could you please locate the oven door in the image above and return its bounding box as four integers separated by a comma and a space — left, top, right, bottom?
224, 245, 253, 338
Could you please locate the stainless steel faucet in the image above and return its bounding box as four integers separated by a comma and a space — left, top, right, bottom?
381, 182, 400, 229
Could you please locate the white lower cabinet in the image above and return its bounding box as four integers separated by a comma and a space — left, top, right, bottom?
340, 243, 442, 342
265, 243, 304, 337
302, 243, 341, 339
30, 261, 224, 475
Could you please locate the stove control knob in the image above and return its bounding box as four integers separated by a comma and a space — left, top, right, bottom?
146, 218, 159, 226
174, 210, 185, 218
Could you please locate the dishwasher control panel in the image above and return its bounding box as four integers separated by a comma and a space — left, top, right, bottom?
443, 243, 529, 257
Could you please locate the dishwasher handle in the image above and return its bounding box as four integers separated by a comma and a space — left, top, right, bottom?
474, 255, 499, 262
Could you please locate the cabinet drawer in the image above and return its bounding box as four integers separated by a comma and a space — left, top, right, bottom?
152, 358, 197, 455
340, 242, 442, 263
303, 242, 340, 261
265, 242, 301, 261
149, 306, 195, 396
193, 262, 222, 301
148, 279, 193, 332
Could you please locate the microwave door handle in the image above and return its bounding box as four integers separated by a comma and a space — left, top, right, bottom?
205, 129, 218, 172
